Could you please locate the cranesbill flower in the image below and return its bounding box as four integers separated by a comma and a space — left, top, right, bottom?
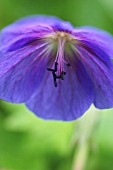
0, 15, 113, 121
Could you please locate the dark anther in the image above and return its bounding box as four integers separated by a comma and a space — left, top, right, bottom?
52, 72, 57, 87
55, 62, 58, 72
47, 62, 59, 87
47, 62, 58, 72
60, 71, 66, 80
47, 68, 55, 72
66, 63, 71, 66
47, 61, 70, 87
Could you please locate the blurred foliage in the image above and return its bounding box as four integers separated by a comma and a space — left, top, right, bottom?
0, 102, 74, 170
0, 0, 113, 169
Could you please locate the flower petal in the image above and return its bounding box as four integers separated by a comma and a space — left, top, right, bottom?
0, 24, 52, 52
9, 15, 74, 31
74, 26, 113, 59
0, 43, 51, 103
0, 15, 73, 49
26, 56, 94, 121
76, 40, 113, 109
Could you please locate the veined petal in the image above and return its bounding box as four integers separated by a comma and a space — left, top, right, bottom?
0, 15, 73, 50
76, 41, 113, 108
26, 56, 94, 121
74, 26, 113, 59
9, 15, 74, 31
0, 25, 52, 52
0, 42, 52, 103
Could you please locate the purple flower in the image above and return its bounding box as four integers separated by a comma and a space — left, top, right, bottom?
0, 15, 113, 121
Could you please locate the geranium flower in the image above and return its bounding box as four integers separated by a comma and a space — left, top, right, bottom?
0, 15, 113, 121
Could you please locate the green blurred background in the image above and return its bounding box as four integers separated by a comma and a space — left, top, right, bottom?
0, 0, 113, 169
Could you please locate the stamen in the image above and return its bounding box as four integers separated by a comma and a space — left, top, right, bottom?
47, 61, 70, 87
66, 63, 71, 66
47, 31, 72, 87
52, 72, 57, 87
60, 71, 66, 80
47, 62, 58, 72
55, 62, 58, 72
61, 58, 71, 67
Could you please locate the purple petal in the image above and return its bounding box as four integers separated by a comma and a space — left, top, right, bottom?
0, 43, 51, 103
74, 26, 113, 59
0, 16, 55, 103
10, 15, 74, 31
77, 40, 113, 109
1, 15, 73, 49
26, 56, 94, 121
0, 25, 52, 52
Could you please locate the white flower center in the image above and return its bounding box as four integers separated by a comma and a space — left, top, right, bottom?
46, 31, 77, 42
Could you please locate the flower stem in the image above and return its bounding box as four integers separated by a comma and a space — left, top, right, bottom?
72, 106, 100, 170
72, 142, 88, 170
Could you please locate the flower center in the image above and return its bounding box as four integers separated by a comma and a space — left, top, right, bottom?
46, 31, 77, 87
